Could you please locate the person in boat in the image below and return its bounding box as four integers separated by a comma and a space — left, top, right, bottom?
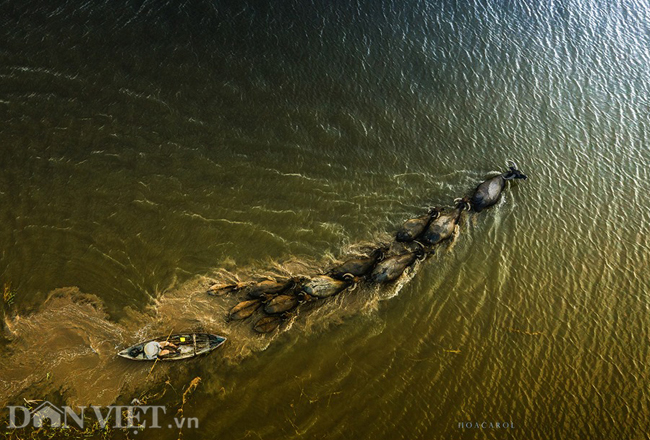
144, 340, 178, 359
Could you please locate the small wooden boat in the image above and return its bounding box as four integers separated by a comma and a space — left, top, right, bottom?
117, 333, 226, 361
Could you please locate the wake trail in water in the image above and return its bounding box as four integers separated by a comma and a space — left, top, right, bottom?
0, 166, 523, 409
0, 236, 420, 408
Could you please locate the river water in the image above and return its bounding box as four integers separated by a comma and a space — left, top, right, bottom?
1, 0, 649, 438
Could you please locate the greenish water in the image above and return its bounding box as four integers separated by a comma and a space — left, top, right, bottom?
1, 0, 649, 438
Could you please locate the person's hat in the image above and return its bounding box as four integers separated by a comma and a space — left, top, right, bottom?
144, 342, 159, 358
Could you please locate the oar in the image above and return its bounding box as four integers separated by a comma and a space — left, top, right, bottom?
147, 328, 173, 378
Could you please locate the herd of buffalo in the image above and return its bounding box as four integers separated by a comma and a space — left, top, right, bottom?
207, 162, 527, 333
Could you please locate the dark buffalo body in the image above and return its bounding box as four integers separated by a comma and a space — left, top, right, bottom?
246, 279, 295, 299
207, 283, 241, 296
302, 276, 351, 298
470, 164, 527, 212
264, 294, 299, 314
396, 214, 434, 242
470, 175, 507, 212
329, 249, 383, 280
421, 210, 461, 246
228, 299, 262, 321
254, 316, 283, 333
370, 252, 419, 283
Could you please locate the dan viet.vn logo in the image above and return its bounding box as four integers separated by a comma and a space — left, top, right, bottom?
6, 401, 198, 430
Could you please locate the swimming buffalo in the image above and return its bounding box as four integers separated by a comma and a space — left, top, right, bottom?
208, 282, 246, 296
396, 208, 439, 242
469, 161, 527, 212
228, 299, 262, 321
254, 315, 285, 333
328, 248, 385, 280
263, 294, 300, 314
370, 250, 423, 283
246, 278, 299, 299
420, 200, 469, 246
301, 275, 354, 299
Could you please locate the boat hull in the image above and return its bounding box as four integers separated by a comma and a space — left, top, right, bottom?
117, 333, 226, 361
